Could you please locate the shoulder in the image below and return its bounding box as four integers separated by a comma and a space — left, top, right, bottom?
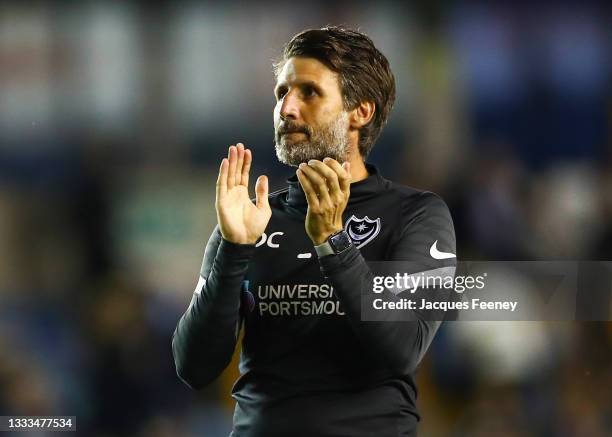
381, 179, 456, 258
384, 179, 452, 221
377, 180, 455, 245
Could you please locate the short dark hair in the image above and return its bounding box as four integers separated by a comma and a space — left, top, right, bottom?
274, 26, 396, 159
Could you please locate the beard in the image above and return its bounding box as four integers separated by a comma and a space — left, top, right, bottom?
274, 111, 350, 166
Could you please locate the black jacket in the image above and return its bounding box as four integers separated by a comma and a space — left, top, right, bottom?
172, 164, 456, 437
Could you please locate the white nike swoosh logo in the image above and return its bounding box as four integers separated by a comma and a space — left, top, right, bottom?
430, 240, 456, 260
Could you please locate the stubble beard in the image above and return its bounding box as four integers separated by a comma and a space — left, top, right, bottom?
274, 111, 350, 166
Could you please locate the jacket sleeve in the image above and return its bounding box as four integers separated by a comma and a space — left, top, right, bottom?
172, 226, 255, 389
318, 192, 456, 376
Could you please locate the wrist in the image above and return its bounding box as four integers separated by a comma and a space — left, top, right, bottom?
314, 229, 352, 257
222, 237, 256, 246
220, 231, 260, 245
311, 227, 343, 246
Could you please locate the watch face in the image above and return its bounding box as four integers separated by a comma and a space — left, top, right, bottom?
330, 231, 352, 253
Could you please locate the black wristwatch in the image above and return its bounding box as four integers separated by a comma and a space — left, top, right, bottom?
314, 230, 353, 257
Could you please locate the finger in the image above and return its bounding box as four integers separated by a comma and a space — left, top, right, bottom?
227, 145, 237, 189
324, 158, 350, 194
301, 161, 332, 206
296, 167, 320, 210
342, 161, 351, 176
235, 143, 245, 186
298, 164, 325, 208
311, 159, 342, 199
255, 175, 270, 210
343, 162, 352, 192
216, 158, 228, 198
241, 148, 252, 187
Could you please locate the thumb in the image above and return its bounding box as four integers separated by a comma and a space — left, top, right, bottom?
255, 175, 269, 210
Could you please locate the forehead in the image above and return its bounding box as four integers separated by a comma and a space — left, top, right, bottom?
275, 56, 340, 90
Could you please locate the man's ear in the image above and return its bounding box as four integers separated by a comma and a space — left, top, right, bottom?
349, 101, 375, 129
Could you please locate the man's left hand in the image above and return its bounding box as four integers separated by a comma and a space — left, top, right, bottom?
296, 158, 351, 245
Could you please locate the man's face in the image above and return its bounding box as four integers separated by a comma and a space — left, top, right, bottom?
274, 57, 350, 166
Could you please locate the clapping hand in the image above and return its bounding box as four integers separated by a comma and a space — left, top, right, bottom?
296, 158, 351, 245
216, 143, 271, 244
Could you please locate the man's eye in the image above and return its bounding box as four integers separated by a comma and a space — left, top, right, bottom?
276, 88, 287, 99
304, 87, 316, 97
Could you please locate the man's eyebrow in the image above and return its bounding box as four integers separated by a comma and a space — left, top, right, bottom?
274, 80, 323, 93
300, 80, 323, 92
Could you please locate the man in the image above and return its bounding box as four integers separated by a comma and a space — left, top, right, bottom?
172, 26, 456, 436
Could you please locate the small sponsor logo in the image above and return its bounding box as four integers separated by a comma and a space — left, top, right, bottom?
255, 231, 284, 248
194, 276, 206, 295
429, 240, 456, 260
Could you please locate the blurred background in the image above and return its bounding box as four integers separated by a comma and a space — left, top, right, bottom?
0, 1, 611, 436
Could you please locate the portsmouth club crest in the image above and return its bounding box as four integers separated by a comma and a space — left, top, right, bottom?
344, 215, 381, 249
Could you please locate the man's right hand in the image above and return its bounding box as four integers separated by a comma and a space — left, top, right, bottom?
215, 143, 271, 244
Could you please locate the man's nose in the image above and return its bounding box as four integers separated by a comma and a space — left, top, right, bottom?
279, 91, 300, 120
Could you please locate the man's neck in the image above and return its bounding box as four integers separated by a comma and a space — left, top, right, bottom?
346, 151, 369, 183
345, 139, 368, 183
